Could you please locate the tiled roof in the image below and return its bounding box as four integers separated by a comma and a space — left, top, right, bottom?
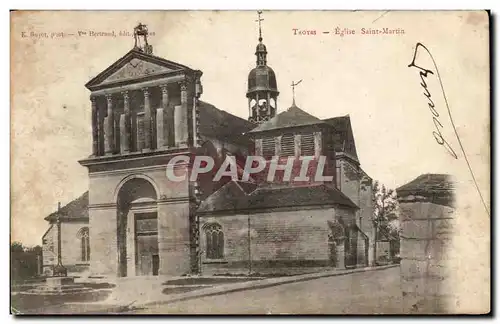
198, 182, 358, 214
248, 104, 325, 133
198, 101, 254, 145
396, 174, 455, 207
44, 192, 89, 222
397, 174, 454, 194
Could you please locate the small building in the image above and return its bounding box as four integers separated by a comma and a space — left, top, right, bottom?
42, 192, 90, 276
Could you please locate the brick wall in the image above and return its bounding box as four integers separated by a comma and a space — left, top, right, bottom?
199, 207, 356, 274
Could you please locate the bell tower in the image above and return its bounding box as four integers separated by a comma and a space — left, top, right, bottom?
134, 23, 153, 55
247, 11, 279, 124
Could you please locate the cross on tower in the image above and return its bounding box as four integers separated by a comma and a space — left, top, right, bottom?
255, 11, 264, 41
291, 79, 302, 105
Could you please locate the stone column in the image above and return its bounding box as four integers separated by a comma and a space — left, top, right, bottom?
248, 98, 252, 118
267, 92, 271, 116
97, 103, 104, 155
255, 93, 260, 119
175, 81, 189, 147
91, 96, 98, 156
193, 74, 203, 148
120, 91, 130, 153
398, 174, 456, 314
104, 94, 114, 155
156, 85, 169, 149
143, 88, 152, 152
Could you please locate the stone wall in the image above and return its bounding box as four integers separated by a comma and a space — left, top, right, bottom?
42, 221, 90, 275
88, 163, 191, 277
199, 207, 357, 274
337, 157, 375, 265
399, 201, 456, 313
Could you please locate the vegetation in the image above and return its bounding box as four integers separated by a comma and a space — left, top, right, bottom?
11, 242, 43, 282
371, 181, 400, 264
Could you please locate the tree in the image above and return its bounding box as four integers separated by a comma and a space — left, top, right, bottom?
11, 242, 43, 281
10, 241, 25, 253
371, 181, 399, 264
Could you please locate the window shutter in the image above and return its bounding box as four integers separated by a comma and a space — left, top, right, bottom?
262, 137, 276, 158
280, 134, 295, 157
300, 133, 315, 156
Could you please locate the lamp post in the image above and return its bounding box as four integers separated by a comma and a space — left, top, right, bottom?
53, 202, 67, 277
248, 214, 252, 276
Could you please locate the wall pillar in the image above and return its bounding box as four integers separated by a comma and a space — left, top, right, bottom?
175, 81, 189, 147
91, 96, 98, 156
121, 91, 130, 153
156, 85, 169, 149
143, 88, 152, 152
193, 73, 202, 148
398, 175, 456, 314
89, 207, 118, 276
104, 94, 114, 155
157, 201, 191, 275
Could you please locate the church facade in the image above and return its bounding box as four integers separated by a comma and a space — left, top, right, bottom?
42, 23, 375, 277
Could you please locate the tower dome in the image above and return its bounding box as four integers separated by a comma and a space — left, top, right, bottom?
247, 65, 278, 96
247, 11, 279, 125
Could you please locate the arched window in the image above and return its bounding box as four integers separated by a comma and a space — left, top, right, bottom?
204, 223, 224, 259
77, 227, 90, 262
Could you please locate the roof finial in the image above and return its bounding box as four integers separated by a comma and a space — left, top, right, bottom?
255, 11, 264, 42
291, 79, 302, 106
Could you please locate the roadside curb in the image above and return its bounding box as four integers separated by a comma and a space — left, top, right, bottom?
82, 264, 398, 313
137, 264, 399, 310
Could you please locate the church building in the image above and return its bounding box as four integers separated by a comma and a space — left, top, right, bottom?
42, 20, 375, 277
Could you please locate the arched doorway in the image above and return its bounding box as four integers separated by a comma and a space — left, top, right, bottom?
116, 176, 159, 277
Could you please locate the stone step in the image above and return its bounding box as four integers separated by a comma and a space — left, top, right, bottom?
21, 287, 95, 296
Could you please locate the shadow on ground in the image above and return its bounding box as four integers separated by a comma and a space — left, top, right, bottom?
11, 282, 116, 314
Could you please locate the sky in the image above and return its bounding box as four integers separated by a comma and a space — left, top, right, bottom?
11, 11, 490, 246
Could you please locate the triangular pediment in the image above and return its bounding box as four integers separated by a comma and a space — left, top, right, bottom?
86, 48, 193, 89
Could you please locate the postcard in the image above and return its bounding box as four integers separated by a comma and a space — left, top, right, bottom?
10, 10, 490, 314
